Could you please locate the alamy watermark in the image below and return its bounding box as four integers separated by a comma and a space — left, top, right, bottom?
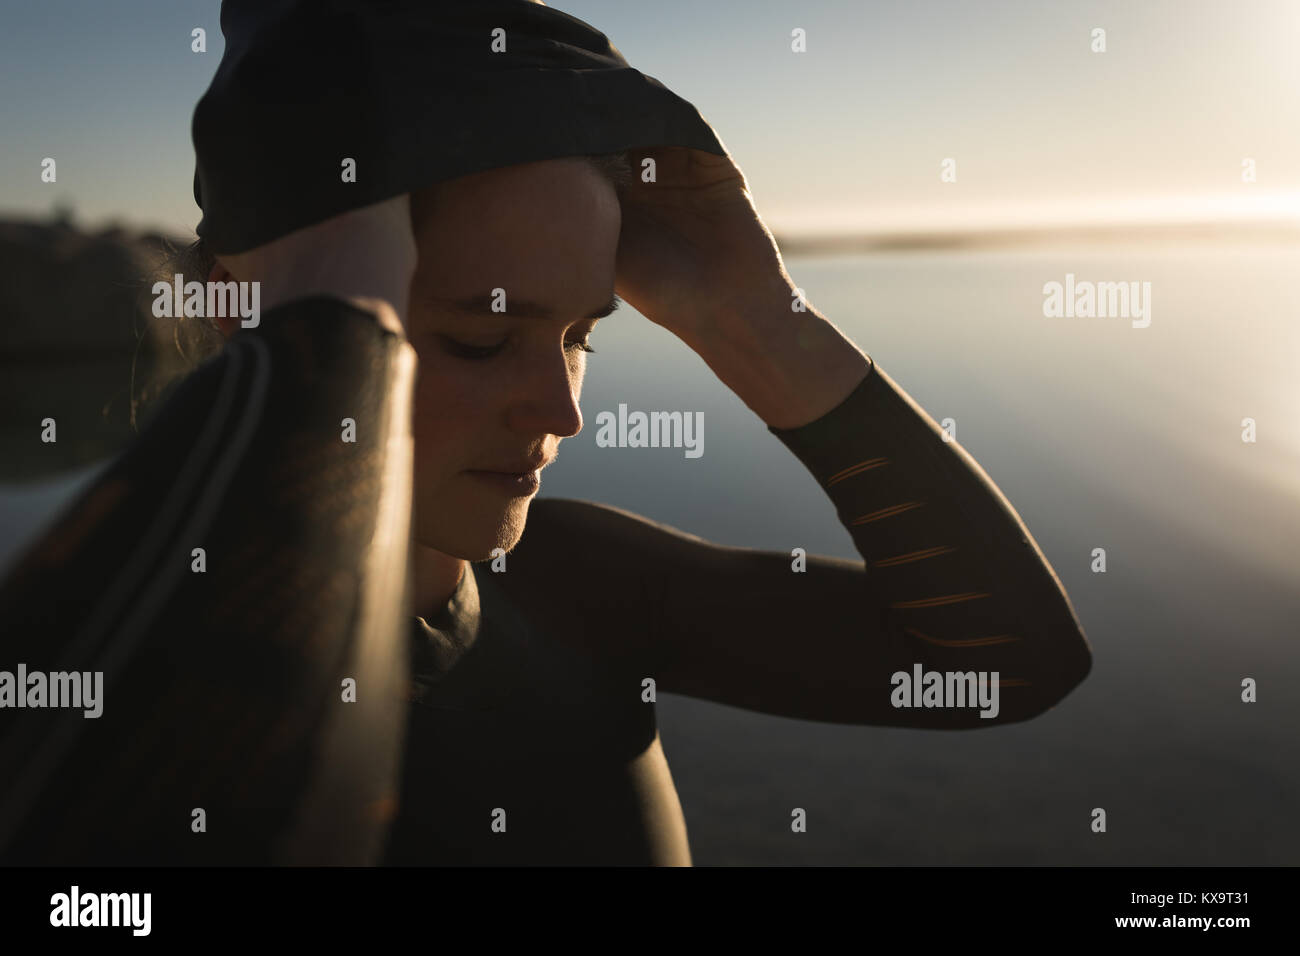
594, 404, 703, 458
0, 664, 103, 718
152, 274, 260, 328
891, 663, 999, 719
50, 885, 151, 936
1042, 273, 1151, 328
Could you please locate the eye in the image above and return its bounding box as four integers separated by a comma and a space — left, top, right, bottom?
437, 335, 597, 360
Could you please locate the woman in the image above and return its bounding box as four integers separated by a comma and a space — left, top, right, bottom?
0, 1, 1091, 866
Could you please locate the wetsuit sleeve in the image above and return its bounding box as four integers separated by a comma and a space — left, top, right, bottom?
0, 295, 417, 865
510, 355, 1092, 729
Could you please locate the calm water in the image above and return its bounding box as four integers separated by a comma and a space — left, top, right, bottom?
4, 243, 1298, 864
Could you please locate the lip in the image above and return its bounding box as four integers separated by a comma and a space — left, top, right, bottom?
465, 469, 541, 497
475, 458, 549, 474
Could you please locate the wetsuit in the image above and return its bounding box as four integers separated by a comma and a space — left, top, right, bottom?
0, 295, 1092, 866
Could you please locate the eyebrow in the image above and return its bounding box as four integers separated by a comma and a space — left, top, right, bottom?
431, 292, 622, 321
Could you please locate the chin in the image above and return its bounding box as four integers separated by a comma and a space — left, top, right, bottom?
417, 494, 532, 560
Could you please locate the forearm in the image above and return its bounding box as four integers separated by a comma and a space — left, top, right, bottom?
686, 295, 874, 430
763, 357, 1093, 724
652, 297, 1091, 725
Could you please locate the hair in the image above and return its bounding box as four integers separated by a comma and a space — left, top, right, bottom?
583, 150, 635, 191
137, 150, 634, 424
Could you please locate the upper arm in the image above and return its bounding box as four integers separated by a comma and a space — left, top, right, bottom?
499, 496, 919, 724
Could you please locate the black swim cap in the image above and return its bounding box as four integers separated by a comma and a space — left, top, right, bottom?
191, 0, 727, 254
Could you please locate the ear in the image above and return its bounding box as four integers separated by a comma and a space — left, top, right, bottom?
208, 260, 239, 339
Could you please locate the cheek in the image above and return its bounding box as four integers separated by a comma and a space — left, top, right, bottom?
411, 349, 500, 465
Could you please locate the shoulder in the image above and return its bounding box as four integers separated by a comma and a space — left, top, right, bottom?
491, 496, 708, 663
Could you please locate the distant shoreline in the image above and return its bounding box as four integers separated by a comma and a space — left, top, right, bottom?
5, 209, 1296, 260
774, 219, 1300, 256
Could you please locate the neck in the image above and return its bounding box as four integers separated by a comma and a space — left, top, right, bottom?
412, 544, 468, 620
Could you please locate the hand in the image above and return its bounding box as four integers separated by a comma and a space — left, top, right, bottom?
614, 145, 798, 346
214, 195, 418, 335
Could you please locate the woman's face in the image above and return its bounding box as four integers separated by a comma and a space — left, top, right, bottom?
406, 158, 622, 559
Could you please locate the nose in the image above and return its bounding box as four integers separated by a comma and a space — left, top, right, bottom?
505, 346, 584, 440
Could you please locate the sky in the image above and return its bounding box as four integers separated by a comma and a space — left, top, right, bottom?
1, 0, 1297, 240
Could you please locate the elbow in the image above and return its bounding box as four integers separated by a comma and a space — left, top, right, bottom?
1000, 626, 1093, 726
1004, 569, 1096, 722
1053, 620, 1094, 703
1065, 634, 1094, 694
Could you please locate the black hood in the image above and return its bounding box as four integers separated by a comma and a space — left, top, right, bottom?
191, 0, 727, 253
